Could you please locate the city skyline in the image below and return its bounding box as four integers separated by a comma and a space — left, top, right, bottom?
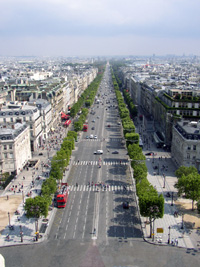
1, 0, 200, 57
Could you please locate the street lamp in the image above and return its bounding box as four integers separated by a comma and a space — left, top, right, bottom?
20, 225, 23, 243
171, 192, 174, 206
8, 212, 10, 227
149, 205, 159, 241
30, 205, 40, 241
22, 191, 24, 203
163, 173, 166, 188
168, 226, 171, 244
181, 213, 184, 229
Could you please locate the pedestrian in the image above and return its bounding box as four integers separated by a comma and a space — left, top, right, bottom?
23, 176, 25, 180
7, 195, 9, 200
171, 238, 174, 245
175, 238, 178, 246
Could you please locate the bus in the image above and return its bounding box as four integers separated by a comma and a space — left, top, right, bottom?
83, 124, 88, 132
56, 184, 68, 208
61, 112, 70, 121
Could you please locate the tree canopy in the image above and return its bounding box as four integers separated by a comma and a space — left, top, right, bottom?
175, 172, 200, 210
175, 165, 198, 179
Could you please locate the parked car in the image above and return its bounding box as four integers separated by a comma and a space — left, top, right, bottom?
112, 151, 119, 154
39, 153, 43, 156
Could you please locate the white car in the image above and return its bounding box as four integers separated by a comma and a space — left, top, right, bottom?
94, 135, 97, 139
90, 134, 94, 139
94, 150, 103, 155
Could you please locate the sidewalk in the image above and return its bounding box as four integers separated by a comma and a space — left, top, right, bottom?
0, 123, 72, 247
140, 133, 200, 251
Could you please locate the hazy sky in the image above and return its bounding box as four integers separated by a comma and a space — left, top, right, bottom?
1, 0, 200, 57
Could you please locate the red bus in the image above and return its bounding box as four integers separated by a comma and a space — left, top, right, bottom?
56, 184, 68, 208
83, 124, 88, 132
61, 112, 70, 121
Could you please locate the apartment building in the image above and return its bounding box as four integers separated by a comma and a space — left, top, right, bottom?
171, 121, 200, 171
0, 123, 31, 175
0, 103, 42, 151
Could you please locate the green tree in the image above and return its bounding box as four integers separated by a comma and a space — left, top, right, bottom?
133, 163, 147, 183
139, 193, 164, 237
175, 173, 200, 210
74, 121, 82, 132
50, 159, 63, 181
24, 196, 49, 219
175, 166, 198, 179
42, 178, 57, 194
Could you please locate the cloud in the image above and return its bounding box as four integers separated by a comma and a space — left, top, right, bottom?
0, 0, 200, 56
1, 0, 200, 37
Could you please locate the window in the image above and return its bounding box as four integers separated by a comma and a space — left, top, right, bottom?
9, 144, 12, 149
10, 118, 13, 122
10, 153, 13, 158
187, 153, 190, 159
3, 118, 6, 123
4, 145, 7, 150
4, 153, 7, 159
187, 146, 191, 150
23, 117, 26, 122
193, 145, 196, 151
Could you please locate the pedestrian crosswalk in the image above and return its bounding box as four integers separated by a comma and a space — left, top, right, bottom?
73, 161, 128, 166
84, 138, 123, 142
68, 185, 134, 192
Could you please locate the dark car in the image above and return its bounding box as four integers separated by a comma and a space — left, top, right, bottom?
91, 127, 95, 130
123, 202, 129, 209
145, 152, 154, 156
112, 151, 119, 154
39, 153, 43, 156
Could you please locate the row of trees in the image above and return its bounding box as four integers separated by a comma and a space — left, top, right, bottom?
70, 71, 104, 118
24, 131, 77, 219
111, 65, 164, 238
24, 64, 105, 222
71, 71, 104, 132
